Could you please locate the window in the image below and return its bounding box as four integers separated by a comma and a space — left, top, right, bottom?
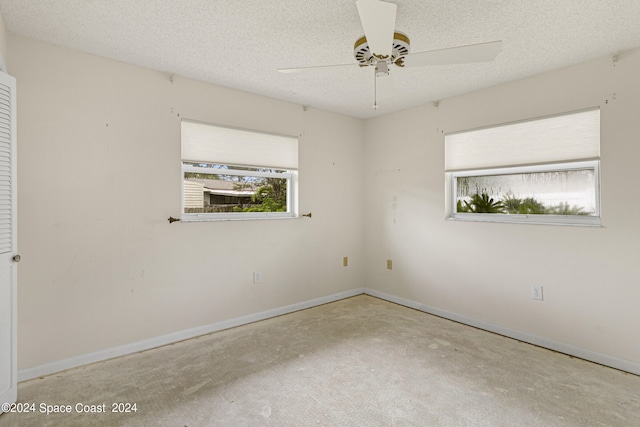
181, 120, 298, 221
445, 108, 600, 226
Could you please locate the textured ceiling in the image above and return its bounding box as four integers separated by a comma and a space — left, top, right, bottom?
1, 0, 640, 119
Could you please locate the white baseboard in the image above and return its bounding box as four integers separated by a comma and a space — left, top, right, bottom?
18, 288, 364, 382
364, 288, 640, 376
19, 287, 639, 381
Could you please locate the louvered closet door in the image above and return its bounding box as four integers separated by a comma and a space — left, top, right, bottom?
0, 71, 17, 410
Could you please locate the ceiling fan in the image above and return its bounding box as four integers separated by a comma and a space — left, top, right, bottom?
278, 0, 502, 109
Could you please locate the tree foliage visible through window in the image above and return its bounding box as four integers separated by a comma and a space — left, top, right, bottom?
234, 176, 287, 213
454, 166, 597, 219
457, 192, 589, 215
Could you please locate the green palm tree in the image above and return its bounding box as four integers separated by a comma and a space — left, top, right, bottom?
461, 193, 505, 213
519, 197, 546, 214
547, 202, 589, 215
501, 193, 522, 214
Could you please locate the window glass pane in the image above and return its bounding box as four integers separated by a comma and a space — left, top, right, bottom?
184, 172, 288, 214
456, 168, 596, 216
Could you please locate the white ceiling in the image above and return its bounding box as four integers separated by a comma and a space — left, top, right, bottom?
1, 0, 640, 119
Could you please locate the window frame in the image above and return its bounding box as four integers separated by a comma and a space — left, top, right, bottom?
447, 160, 601, 226
180, 119, 299, 222
181, 163, 297, 222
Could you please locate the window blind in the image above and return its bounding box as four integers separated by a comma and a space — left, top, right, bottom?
445, 108, 600, 171
181, 120, 298, 169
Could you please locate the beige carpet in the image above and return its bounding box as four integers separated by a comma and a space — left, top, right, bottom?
2, 295, 639, 426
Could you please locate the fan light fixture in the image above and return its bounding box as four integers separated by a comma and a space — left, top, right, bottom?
353, 31, 411, 69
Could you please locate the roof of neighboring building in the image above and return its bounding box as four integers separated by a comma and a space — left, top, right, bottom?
185, 178, 257, 197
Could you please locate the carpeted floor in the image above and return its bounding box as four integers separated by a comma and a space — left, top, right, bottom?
2, 295, 639, 426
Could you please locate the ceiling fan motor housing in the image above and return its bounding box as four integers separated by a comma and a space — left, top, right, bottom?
354, 31, 410, 67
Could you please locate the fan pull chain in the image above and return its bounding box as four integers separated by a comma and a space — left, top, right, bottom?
373, 71, 378, 110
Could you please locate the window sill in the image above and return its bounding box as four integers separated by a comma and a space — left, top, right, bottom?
447, 213, 602, 227
181, 213, 297, 222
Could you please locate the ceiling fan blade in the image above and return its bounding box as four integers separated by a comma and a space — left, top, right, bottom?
356, 0, 397, 57
278, 63, 359, 73
403, 40, 503, 67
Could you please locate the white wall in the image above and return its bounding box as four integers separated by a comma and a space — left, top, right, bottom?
364, 49, 640, 366
11, 35, 365, 370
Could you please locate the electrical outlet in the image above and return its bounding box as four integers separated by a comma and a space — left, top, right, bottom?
343, 257, 348, 267
387, 259, 393, 270
253, 272, 262, 284
532, 284, 543, 300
